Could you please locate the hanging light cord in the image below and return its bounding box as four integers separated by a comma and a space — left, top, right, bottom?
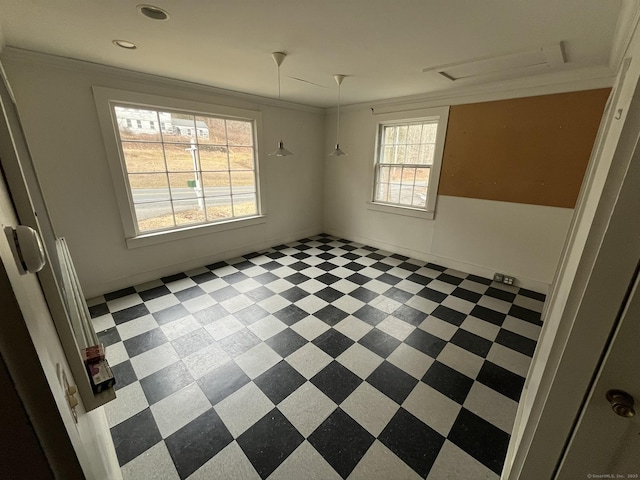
276, 58, 282, 145
277, 63, 281, 101
336, 82, 341, 145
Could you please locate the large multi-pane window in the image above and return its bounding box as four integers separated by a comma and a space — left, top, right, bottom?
112, 105, 258, 234
372, 108, 448, 218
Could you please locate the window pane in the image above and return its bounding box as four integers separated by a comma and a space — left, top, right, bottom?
412, 186, 427, 207
161, 113, 196, 143
375, 182, 389, 203
129, 177, 170, 206
413, 167, 430, 207
400, 185, 414, 205
157, 112, 171, 139
194, 119, 210, 143
395, 145, 407, 164
381, 146, 395, 164
379, 166, 390, 183
406, 144, 421, 164
401, 168, 416, 185
229, 147, 255, 170
205, 196, 233, 220
173, 199, 206, 226
122, 142, 165, 173
407, 124, 422, 144
199, 145, 228, 170
389, 166, 403, 185
195, 117, 226, 145
421, 123, 438, 143
382, 126, 396, 145
396, 125, 409, 144
202, 172, 231, 197
128, 173, 169, 192
388, 183, 400, 204
135, 201, 175, 232
114, 106, 161, 142
164, 143, 196, 171
226, 120, 253, 146
230, 171, 256, 194
415, 167, 430, 186
232, 193, 257, 216
168, 173, 199, 200
419, 144, 436, 165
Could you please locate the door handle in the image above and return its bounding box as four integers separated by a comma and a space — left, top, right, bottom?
606, 389, 636, 418
3, 225, 46, 275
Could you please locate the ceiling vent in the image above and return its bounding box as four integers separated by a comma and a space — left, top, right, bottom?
423, 42, 565, 83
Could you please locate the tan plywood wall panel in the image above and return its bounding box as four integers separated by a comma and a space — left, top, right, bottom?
439, 89, 610, 208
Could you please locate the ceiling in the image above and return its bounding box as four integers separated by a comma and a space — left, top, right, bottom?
0, 1, 624, 108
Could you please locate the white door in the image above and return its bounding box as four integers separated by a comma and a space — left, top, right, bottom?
0, 69, 121, 478
557, 268, 640, 477
502, 21, 640, 475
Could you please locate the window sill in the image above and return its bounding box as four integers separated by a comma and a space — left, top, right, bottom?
366, 202, 435, 220
125, 215, 267, 249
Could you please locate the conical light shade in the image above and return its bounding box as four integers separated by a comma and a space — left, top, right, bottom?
329, 74, 347, 156
269, 140, 294, 157
270, 52, 294, 157
328, 144, 347, 156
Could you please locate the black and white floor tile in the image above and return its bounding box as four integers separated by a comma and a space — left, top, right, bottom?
87, 234, 544, 480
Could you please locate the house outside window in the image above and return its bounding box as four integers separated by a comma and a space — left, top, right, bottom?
370, 106, 449, 219
93, 87, 265, 247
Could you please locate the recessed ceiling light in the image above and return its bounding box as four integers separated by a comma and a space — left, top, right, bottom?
137, 4, 170, 21
113, 40, 137, 50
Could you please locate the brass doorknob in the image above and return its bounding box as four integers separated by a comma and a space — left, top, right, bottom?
606, 389, 636, 418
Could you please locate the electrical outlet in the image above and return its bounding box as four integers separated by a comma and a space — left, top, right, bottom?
494, 273, 516, 285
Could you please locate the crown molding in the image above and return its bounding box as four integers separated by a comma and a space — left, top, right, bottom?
331, 66, 614, 114
0, 47, 324, 114
3, 46, 616, 117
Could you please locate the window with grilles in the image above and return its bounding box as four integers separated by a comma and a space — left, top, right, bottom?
371, 108, 449, 218
112, 105, 259, 234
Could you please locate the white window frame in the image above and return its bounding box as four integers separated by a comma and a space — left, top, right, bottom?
368, 106, 449, 220
93, 87, 266, 248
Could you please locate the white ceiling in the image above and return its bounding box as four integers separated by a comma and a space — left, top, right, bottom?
0, 0, 624, 107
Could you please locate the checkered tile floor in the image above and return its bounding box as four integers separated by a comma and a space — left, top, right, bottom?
88, 234, 544, 480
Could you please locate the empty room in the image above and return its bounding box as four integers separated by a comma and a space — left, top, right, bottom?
1, 1, 638, 479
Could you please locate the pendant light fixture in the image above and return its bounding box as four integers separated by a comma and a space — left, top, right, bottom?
328, 74, 347, 156
269, 52, 294, 157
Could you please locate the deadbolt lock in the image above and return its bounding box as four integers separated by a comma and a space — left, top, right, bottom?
606, 389, 636, 418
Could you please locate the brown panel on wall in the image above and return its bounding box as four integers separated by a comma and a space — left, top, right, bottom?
439, 88, 610, 208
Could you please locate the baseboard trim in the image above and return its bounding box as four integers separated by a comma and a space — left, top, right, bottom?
85, 227, 323, 298
324, 227, 550, 294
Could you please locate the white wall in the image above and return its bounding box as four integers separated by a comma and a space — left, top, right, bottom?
1, 49, 325, 297
324, 107, 575, 292
2, 47, 598, 297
